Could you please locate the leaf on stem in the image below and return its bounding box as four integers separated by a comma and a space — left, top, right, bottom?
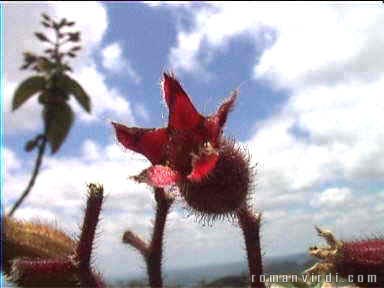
41, 13, 51, 22
34, 32, 49, 42
60, 75, 91, 113
44, 102, 74, 154
41, 21, 50, 28
12, 76, 46, 111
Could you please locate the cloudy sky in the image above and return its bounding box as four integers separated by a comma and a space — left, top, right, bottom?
4, 2, 384, 282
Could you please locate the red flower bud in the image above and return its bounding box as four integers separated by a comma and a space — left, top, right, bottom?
306, 227, 384, 287
181, 139, 251, 217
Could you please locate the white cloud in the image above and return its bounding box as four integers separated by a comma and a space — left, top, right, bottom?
169, 31, 207, 75
245, 74, 384, 212
101, 42, 141, 83
310, 187, 352, 208
4, 147, 21, 172
102, 43, 125, 72
70, 65, 135, 124
13, 207, 58, 223
82, 138, 101, 161
255, 4, 384, 88
4, 79, 42, 135
167, 3, 384, 88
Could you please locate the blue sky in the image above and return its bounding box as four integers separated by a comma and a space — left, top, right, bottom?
4, 2, 384, 282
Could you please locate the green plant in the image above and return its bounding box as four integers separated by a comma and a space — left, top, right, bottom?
8, 13, 91, 216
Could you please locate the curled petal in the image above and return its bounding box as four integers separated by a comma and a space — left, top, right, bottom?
132, 165, 182, 188
204, 90, 237, 145
162, 73, 204, 130
112, 122, 168, 164
187, 147, 219, 182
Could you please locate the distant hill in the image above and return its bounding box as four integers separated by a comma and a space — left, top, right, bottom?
108, 252, 317, 287
202, 253, 317, 288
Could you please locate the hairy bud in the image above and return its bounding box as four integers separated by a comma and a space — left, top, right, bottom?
306, 227, 384, 287
181, 139, 251, 217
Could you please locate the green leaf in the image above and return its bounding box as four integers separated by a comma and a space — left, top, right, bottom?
43, 102, 74, 154
58, 18, 67, 28
60, 75, 91, 113
70, 46, 81, 52
12, 76, 46, 111
34, 32, 49, 42
41, 13, 51, 21
41, 21, 50, 28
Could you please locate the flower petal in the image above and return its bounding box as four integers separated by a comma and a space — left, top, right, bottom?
204, 90, 237, 145
112, 122, 168, 164
132, 165, 181, 188
187, 150, 219, 182
162, 73, 204, 130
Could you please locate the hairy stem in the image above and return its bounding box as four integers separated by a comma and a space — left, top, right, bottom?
123, 230, 149, 258
122, 188, 173, 287
237, 207, 265, 288
76, 184, 104, 288
8, 136, 47, 217
146, 188, 173, 288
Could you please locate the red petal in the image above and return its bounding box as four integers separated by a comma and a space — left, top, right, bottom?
162, 73, 204, 130
187, 152, 219, 182
145, 165, 181, 188
204, 90, 237, 145
112, 122, 169, 164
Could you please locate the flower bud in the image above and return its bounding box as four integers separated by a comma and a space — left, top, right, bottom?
180, 139, 252, 217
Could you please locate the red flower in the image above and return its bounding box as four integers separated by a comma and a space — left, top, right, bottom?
112, 73, 251, 217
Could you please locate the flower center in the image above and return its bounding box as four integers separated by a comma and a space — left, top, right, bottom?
165, 129, 207, 176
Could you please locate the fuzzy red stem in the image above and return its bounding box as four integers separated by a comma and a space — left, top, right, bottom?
123, 230, 150, 258
76, 186, 103, 267
76, 184, 104, 288
146, 188, 174, 288
78, 269, 105, 288
237, 208, 265, 288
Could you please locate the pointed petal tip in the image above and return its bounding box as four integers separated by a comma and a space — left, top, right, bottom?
163, 70, 177, 79
216, 89, 238, 126
162, 72, 203, 130
230, 89, 239, 102
111, 121, 129, 136
111, 121, 119, 128
203, 90, 238, 144
162, 71, 180, 88
223, 89, 238, 111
